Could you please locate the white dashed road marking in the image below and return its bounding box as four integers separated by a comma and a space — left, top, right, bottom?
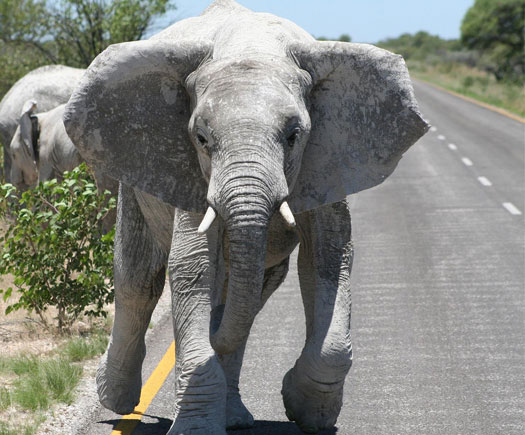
477, 176, 492, 186
503, 203, 522, 216
431, 128, 522, 218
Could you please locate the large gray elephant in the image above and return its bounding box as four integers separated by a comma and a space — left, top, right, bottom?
0, 65, 84, 184
64, 1, 428, 433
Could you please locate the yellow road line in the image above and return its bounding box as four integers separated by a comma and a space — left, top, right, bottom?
418, 79, 525, 124
111, 341, 176, 435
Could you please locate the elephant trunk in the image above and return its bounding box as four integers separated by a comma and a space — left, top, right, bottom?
209, 157, 287, 355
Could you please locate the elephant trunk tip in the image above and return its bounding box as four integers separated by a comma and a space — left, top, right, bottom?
210, 330, 248, 355
209, 303, 254, 355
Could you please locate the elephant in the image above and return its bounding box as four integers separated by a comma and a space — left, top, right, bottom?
8, 100, 118, 229
9, 101, 82, 188
64, 1, 429, 433
0, 65, 84, 185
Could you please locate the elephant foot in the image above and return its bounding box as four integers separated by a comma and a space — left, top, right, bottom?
167, 417, 226, 435
226, 393, 254, 429
281, 366, 343, 434
171, 355, 227, 433
96, 352, 142, 415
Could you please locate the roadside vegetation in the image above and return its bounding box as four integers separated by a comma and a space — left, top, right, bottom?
0, 328, 110, 434
376, 0, 525, 118
0, 2, 174, 433
406, 60, 524, 117
0, 164, 116, 332
0, 164, 116, 433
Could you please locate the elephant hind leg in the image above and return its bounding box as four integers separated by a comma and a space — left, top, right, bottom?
218, 256, 290, 429
97, 183, 167, 414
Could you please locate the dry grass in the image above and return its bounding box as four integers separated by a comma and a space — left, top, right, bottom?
408, 60, 525, 118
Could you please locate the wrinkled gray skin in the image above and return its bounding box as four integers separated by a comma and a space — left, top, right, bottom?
0, 65, 84, 185
64, 1, 429, 433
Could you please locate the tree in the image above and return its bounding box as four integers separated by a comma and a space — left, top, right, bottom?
0, 0, 55, 61
461, 0, 525, 82
0, 0, 176, 68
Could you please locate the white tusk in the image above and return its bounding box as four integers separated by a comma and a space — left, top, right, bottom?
279, 201, 296, 227
198, 207, 217, 234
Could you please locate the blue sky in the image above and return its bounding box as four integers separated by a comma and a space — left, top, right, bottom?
156, 0, 475, 43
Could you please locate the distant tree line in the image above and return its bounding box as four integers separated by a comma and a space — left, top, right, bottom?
377, 0, 524, 84
317, 33, 351, 43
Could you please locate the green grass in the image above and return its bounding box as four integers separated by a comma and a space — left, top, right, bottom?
408, 60, 525, 118
61, 331, 108, 362
0, 329, 109, 432
3, 357, 82, 411
0, 388, 11, 411
0, 421, 34, 435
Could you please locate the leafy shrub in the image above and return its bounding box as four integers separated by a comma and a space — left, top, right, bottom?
0, 163, 116, 331
462, 76, 475, 88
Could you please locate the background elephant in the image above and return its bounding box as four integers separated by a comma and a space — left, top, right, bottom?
9, 101, 82, 188
9, 100, 118, 229
64, 1, 428, 434
0, 65, 84, 184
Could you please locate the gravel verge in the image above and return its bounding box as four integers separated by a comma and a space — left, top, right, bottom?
36, 282, 172, 435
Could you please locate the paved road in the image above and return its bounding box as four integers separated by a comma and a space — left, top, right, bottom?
85, 80, 524, 435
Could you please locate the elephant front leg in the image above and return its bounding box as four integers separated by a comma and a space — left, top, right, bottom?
97, 184, 167, 414
168, 209, 227, 435
282, 201, 353, 434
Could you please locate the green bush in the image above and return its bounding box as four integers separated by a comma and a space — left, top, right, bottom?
462, 76, 475, 88
0, 163, 116, 331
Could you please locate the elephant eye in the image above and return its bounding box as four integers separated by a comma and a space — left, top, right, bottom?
287, 131, 298, 148
196, 133, 208, 147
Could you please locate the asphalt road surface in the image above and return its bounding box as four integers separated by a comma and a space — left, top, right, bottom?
83, 80, 524, 435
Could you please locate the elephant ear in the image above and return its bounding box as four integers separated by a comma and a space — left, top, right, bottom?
18, 99, 38, 161
64, 39, 212, 213
288, 41, 429, 212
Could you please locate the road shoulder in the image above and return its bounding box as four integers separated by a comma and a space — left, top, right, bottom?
36, 282, 172, 435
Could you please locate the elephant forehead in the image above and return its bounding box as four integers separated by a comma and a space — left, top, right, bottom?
190, 60, 309, 127
192, 58, 309, 98
197, 87, 300, 134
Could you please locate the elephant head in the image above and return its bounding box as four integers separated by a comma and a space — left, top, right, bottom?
64, 38, 428, 354
10, 99, 40, 188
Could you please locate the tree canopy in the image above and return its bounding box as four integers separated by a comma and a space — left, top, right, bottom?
0, 0, 176, 97
461, 0, 525, 81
